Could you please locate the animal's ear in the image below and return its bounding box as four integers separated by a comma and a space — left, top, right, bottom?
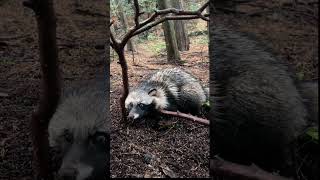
148, 88, 158, 96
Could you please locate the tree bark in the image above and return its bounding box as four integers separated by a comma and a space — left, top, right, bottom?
171, 0, 190, 51
23, 0, 61, 179
115, 48, 129, 121
157, 0, 181, 63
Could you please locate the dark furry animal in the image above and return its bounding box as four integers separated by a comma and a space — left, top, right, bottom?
209, 25, 313, 177
125, 67, 207, 120
49, 80, 109, 180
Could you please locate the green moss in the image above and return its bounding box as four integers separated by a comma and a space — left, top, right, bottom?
306, 127, 318, 144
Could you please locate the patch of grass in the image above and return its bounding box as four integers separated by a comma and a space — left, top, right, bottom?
192, 35, 209, 45
146, 33, 158, 41
296, 71, 305, 81
137, 32, 160, 43
306, 127, 318, 144
143, 39, 166, 55
0, 58, 15, 66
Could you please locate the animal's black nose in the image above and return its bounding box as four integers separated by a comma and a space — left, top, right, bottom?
127, 113, 139, 120
127, 114, 134, 120
59, 167, 77, 180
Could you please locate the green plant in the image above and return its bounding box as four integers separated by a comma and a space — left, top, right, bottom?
0, 58, 15, 66
192, 35, 209, 45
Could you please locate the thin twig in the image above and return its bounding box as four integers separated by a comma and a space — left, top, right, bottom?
159, 109, 209, 126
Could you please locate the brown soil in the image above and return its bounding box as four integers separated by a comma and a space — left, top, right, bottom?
0, 0, 107, 179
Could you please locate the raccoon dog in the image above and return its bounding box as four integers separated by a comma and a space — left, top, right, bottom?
48, 80, 109, 180
209, 25, 311, 176
125, 67, 207, 120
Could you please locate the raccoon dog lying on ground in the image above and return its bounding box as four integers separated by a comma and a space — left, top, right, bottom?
49, 80, 109, 180
125, 67, 208, 120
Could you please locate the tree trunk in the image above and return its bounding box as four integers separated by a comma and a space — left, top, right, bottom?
171, 0, 190, 51
23, 0, 61, 179
116, 47, 129, 120
206, 3, 209, 33
157, 0, 181, 63
115, 0, 136, 52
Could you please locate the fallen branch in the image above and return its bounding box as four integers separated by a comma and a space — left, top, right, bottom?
159, 109, 209, 126
210, 157, 293, 180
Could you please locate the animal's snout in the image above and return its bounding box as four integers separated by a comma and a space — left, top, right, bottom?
58, 167, 77, 180
128, 112, 140, 120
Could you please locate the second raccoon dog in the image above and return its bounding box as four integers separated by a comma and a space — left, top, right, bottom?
49, 80, 109, 180
125, 68, 207, 120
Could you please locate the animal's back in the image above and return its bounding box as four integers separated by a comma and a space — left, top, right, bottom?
146, 68, 201, 87
210, 26, 308, 174
144, 68, 207, 114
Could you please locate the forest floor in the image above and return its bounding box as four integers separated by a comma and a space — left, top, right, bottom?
0, 0, 318, 179
0, 0, 107, 179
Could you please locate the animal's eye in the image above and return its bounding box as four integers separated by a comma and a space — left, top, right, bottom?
129, 103, 133, 109
90, 131, 109, 148
95, 135, 106, 146
63, 130, 73, 143
138, 103, 145, 108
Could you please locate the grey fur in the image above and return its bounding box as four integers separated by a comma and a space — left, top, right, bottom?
49, 80, 109, 180
125, 67, 207, 120
209, 25, 310, 176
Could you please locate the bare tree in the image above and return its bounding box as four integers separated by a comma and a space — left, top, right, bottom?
23, 0, 61, 179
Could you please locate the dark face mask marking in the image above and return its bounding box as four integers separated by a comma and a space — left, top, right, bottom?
57, 131, 109, 180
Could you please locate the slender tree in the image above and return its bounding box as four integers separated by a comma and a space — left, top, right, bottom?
23, 0, 61, 179
115, 0, 136, 52
157, 0, 181, 63
171, 0, 190, 51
